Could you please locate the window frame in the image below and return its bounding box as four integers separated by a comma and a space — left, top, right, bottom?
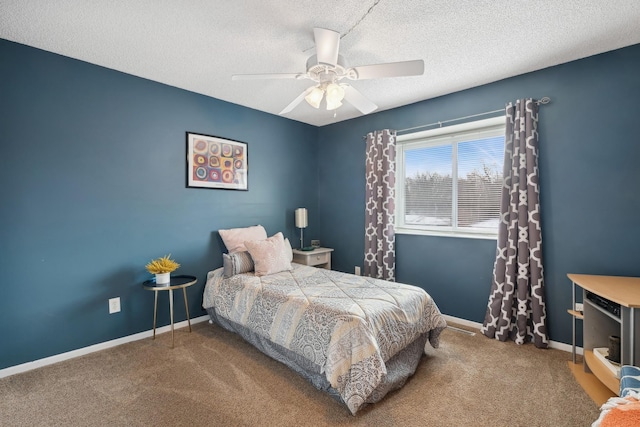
395, 116, 506, 240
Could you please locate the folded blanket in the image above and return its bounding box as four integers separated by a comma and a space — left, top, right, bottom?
592, 391, 640, 427
592, 366, 640, 427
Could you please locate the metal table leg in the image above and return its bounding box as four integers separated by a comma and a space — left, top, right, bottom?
169, 288, 174, 348
571, 281, 576, 364
632, 307, 636, 365
183, 287, 192, 332
152, 290, 158, 340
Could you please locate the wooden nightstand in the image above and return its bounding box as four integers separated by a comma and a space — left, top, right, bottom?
292, 247, 334, 270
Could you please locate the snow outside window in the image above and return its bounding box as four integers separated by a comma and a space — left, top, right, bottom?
395, 116, 505, 239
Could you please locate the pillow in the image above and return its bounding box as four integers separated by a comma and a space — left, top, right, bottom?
219, 225, 267, 253
222, 251, 255, 278
284, 238, 293, 262
244, 232, 293, 277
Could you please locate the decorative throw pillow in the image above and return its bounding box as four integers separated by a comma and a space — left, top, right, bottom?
244, 232, 293, 277
222, 251, 255, 278
219, 225, 267, 253
284, 238, 293, 262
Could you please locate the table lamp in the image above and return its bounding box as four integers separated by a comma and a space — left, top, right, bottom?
295, 208, 314, 251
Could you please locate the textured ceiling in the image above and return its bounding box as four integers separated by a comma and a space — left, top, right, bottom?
1, 1, 640, 127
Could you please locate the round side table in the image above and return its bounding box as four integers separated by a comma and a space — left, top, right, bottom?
142, 274, 197, 348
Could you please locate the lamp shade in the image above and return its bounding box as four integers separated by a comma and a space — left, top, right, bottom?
295, 208, 308, 228
325, 83, 345, 110
326, 83, 345, 101
304, 87, 323, 109
325, 98, 343, 110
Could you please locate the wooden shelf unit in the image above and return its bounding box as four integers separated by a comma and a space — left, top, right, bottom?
584, 350, 620, 393
567, 309, 583, 320
566, 361, 615, 407
568, 273, 640, 401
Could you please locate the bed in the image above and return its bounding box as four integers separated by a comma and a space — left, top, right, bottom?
202, 227, 447, 414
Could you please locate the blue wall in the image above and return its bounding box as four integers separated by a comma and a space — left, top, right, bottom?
2, 37, 640, 370
318, 44, 640, 346
0, 39, 318, 369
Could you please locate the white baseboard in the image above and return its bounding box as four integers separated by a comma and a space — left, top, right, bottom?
443, 314, 582, 355
0, 315, 210, 379
443, 314, 483, 331
1, 313, 582, 379
549, 339, 583, 355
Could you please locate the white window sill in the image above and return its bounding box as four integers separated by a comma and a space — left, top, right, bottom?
395, 227, 497, 240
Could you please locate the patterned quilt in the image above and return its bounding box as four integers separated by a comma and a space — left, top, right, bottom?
202, 263, 446, 414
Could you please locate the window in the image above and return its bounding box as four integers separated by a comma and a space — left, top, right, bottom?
395, 116, 505, 239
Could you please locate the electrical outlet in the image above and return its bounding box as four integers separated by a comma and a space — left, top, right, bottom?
355, 266, 361, 276
575, 302, 584, 312
109, 297, 121, 314
311, 240, 320, 247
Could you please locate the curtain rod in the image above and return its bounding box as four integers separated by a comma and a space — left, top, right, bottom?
365, 97, 551, 138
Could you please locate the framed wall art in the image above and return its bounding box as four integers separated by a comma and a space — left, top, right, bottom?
186, 132, 248, 190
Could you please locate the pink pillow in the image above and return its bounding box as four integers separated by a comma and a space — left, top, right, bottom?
283, 238, 293, 262
244, 232, 293, 276
219, 225, 267, 253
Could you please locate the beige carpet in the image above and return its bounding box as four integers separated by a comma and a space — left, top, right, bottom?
1, 322, 600, 426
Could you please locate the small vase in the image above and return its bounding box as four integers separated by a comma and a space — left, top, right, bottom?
155, 272, 171, 285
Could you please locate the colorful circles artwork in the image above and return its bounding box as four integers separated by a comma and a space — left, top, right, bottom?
209, 142, 220, 156
209, 156, 220, 168
195, 167, 207, 180
194, 139, 208, 153
189, 134, 247, 189
209, 169, 221, 181
221, 169, 234, 183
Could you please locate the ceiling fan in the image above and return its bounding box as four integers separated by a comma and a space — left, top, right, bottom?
232, 28, 425, 116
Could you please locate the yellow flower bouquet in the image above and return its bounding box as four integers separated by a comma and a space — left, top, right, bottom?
145, 254, 181, 274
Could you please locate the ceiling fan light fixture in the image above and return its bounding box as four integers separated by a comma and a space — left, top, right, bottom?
326, 83, 345, 101
237, 28, 422, 117
326, 98, 343, 110
305, 86, 324, 109
325, 83, 345, 110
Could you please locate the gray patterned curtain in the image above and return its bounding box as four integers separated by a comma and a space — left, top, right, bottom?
481, 99, 548, 348
364, 129, 396, 281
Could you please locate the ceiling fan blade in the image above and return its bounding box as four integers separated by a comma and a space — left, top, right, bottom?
314, 28, 340, 67
343, 85, 378, 115
279, 86, 315, 115
232, 73, 302, 81
351, 60, 424, 80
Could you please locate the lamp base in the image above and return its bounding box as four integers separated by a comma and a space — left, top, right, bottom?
300, 246, 315, 251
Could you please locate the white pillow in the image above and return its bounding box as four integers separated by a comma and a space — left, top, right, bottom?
219, 225, 267, 253
244, 232, 293, 276
284, 238, 293, 262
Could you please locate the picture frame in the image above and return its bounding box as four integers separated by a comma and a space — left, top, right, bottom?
186, 132, 248, 190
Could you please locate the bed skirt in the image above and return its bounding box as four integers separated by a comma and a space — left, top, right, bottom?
206, 307, 429, 413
